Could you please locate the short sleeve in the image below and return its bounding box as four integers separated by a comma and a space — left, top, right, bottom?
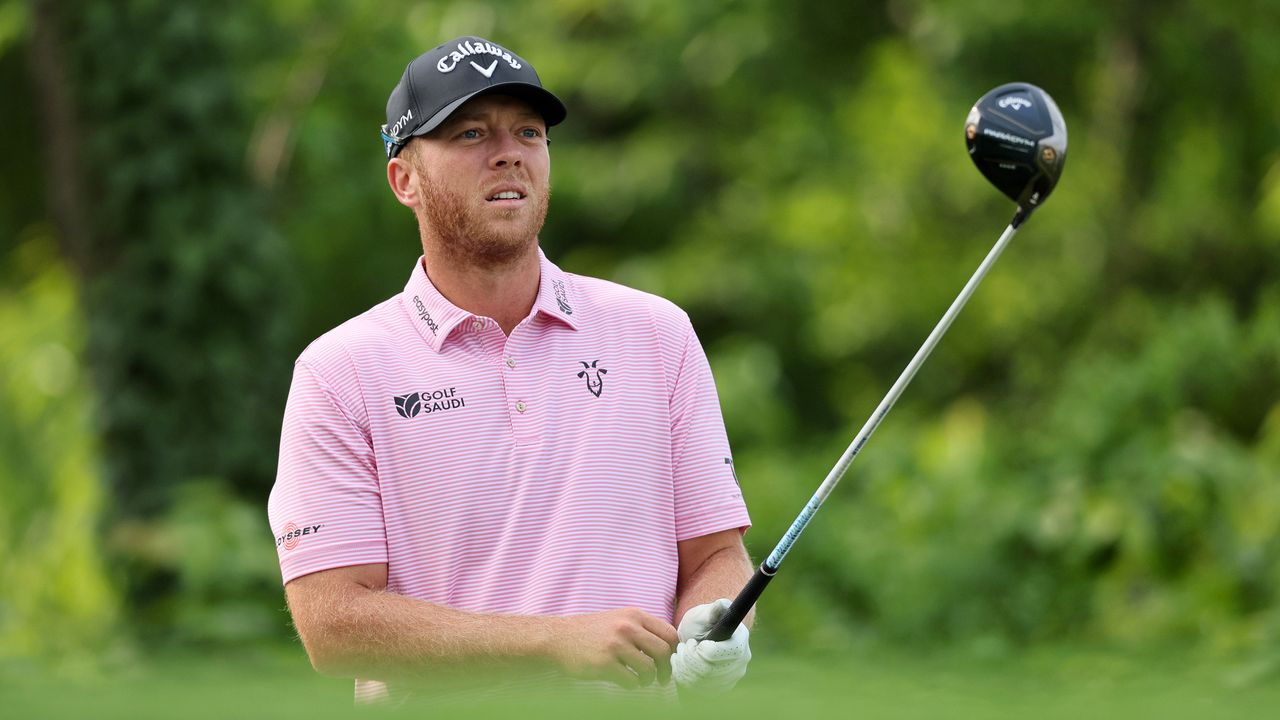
669, 320, 752, 541
267, 361, 388, 584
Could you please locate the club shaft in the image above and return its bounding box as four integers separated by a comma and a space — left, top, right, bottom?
702, 220, 1021, 642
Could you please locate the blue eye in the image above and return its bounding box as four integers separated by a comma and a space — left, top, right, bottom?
461, 128, 481, 139
521, 128, 542, 138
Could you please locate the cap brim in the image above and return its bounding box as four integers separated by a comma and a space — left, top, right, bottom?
408, 82, 567, 140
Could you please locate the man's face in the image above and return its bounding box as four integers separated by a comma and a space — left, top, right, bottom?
403, 94, 551, 266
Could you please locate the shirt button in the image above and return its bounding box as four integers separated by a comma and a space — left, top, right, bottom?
515, 401, 527, 413
505, 357, 517, 369
472, 319, 484, 331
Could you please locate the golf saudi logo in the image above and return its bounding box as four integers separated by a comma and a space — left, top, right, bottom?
577, 360, 607, 397
393, 387, 467, 418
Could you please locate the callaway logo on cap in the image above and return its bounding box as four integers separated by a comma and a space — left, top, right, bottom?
381, 36, 568, 159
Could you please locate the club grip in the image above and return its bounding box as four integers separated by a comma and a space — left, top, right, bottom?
700, 564, 775, 642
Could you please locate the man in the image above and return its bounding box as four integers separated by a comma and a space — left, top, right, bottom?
268, 36, 753, 704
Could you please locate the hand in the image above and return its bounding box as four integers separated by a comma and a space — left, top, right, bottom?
548, 608, 679, 689
670, 598, 751, 693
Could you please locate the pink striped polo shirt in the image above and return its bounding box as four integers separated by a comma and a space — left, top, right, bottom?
268, 249, 749, 699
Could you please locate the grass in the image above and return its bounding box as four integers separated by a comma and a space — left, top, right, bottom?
2, 642, 1277, 718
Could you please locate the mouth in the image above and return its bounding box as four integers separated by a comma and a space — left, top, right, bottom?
485, 187, 528, 205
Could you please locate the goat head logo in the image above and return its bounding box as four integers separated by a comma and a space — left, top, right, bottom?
577, 360, 607, 398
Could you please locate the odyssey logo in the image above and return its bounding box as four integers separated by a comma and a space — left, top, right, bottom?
277, 522, 322, 551
394, 387, 466, 418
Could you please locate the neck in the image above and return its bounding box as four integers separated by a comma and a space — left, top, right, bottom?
421, 242, 541, 336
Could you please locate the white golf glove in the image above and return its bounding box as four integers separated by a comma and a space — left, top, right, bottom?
670, 598, 751, 693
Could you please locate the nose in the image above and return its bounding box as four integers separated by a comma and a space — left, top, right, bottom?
489, 132, 523, 170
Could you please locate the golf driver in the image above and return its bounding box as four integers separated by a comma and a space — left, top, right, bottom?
701, 82, 1068, 642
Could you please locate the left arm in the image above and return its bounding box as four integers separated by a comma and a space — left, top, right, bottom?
670, 528, 755, 692
675, 528, 754, 629
662, 312, 754, 689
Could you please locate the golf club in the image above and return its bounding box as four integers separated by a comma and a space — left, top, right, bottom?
700, 82, 1068, 642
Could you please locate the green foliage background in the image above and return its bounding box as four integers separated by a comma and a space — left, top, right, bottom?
1, 0, 1279, 679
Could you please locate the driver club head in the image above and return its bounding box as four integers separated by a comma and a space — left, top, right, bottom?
965, 82, 1067, 224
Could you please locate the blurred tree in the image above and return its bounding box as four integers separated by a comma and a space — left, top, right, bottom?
24, 0, 294, 632
30, 0, 293, 514
0, 237, 117, 662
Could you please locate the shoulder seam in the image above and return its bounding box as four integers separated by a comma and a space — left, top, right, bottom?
337, 341, 373, 433
294, 359, 373, 451
672, 312, 696, 404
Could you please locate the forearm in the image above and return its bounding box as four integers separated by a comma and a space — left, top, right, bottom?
295, 584, 556, 683
674, 544, 755, 629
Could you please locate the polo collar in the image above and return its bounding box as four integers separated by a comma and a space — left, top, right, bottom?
401, 249, 580, 353
402, 258, 471, 352
531, 248, 581, 331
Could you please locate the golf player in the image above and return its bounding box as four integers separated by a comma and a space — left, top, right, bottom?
268, 36, 753, 704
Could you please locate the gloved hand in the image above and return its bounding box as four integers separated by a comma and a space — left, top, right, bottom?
670, 598, 751, 693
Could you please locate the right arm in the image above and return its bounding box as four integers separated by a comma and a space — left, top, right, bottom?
286, 562, 679, 688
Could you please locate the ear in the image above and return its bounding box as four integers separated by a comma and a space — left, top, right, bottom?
387, 156, 422, 209
577, 371, 585, 378
598, 368, 607, 374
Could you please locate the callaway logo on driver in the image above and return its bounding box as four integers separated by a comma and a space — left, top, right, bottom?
997, 95, 1032, 111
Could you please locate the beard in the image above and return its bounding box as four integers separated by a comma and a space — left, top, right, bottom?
416, 166, 550, 269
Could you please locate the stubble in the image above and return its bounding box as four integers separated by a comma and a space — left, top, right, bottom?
413, 160, 550, 270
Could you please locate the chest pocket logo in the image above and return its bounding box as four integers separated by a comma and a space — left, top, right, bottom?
577, 360, 607, 398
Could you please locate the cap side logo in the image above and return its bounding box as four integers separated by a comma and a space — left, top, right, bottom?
388, 109, 414, 139
470, 60, 498, 78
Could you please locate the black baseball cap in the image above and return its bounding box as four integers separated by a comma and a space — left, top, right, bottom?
381, 36, 567, 159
